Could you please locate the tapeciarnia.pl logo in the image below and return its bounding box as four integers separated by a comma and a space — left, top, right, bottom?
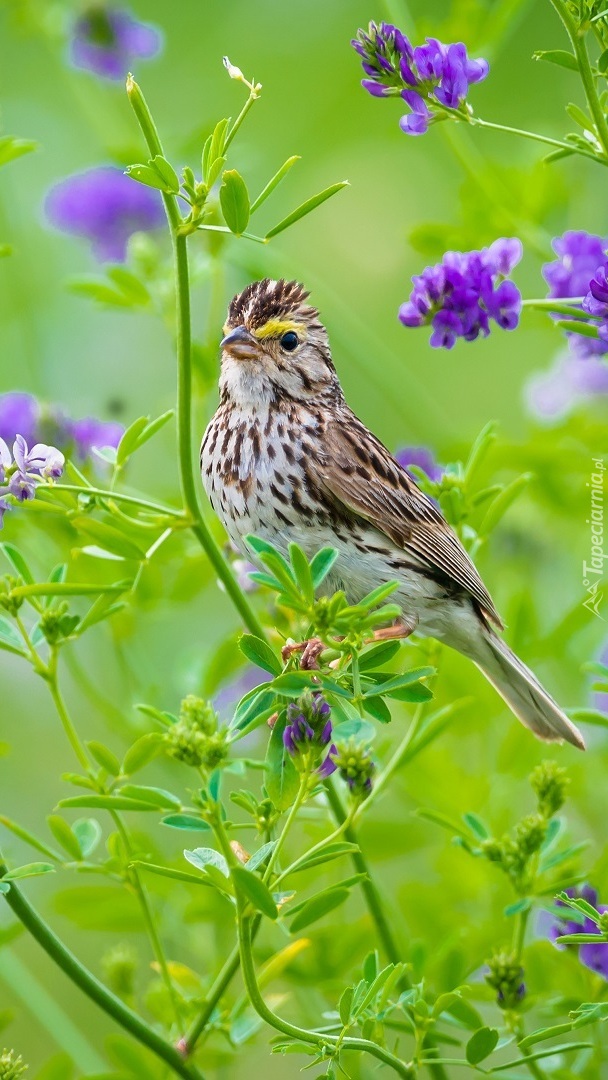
582, 457, 606, 619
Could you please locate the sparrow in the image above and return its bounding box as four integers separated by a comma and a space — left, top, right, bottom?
200, 278, 585, 750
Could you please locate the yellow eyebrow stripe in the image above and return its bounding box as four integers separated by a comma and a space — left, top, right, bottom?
252, 318, 306, 340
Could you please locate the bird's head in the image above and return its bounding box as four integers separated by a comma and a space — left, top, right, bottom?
219, 279, 341, 406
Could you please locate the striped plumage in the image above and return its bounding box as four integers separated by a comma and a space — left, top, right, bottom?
201, 278, 584, 750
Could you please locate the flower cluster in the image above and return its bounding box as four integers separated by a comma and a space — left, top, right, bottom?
530, 760, 569, 819
399, 238, 522, 349
45, 167, 164, 262
165, 695, 228, 772
0, 1048, 27, 1080
485, 951, 526, 1010
69, 5, 162, 81
0, 392, 123, 465
352, 22, 488, 135
543, 230, 608, 359
0, 435, 64, 528
283, 692, 336, 778
331, 739, 375, 801
547, 886, 608, 979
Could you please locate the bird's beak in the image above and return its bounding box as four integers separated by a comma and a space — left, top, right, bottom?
220, 325, 260, 361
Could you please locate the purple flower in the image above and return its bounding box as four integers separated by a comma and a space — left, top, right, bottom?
547, 886, 608, 979
0, 393, 40, 446
395, 446, 442, 482
69, 416, 124, 459
543, 232, 608, 359
543, 231, 608, 300
399, 239, 522, 349
45, 166, 165, 262
70, 6, 162, 81
283, 692, 336, 777
0, 433, 64, 523
352, 22, 488, 136
525, 350, 608, 420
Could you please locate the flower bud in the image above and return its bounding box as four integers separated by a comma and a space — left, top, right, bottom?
485, 951, 526, 1011
529, 760, 569, 819
0, 1049, 27, 1080
332, 739, 375, 801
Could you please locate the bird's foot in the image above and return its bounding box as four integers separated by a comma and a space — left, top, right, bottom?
372, 616, 418, 642
281, 636, 326, 670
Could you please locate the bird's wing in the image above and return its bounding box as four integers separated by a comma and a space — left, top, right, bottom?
316, 411, 503, 628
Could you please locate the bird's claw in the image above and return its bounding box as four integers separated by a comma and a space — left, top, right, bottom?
372, 616, 418, 642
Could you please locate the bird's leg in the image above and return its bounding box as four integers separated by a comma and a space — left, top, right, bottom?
281, 637, 326, 670
372, 615, 418, 642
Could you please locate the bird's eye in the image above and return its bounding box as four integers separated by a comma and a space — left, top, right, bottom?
280, 331, 299, 352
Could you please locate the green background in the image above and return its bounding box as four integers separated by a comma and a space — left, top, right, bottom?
0, 0, 607, 1076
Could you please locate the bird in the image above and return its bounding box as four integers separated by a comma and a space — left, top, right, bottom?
200, 278, 585, 750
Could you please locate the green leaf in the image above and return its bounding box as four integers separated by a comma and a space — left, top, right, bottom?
364, 667, 434, 698
289, 886, 349, 932
0, 136, 37, 167
10, 581, 129, 599
463, 812, 489, 839
0, 542, 36, 586
288, 543, 314, 604
220, 169, 250, 234
2, 861, 56, 881
0, 815, 62, 861
246, 840, 277, 872
250, 155, 300, 213
233, 865, 278, 918
599, 47, 608, 73
359, 640, 401, 671
72, 818, 102, 858
289, 841, 360, 873
239, 634, 282, 675
125, 163, 170, 191
58, 795, 160, 811
333, 717, 376, 743
119, 785, 181, 810
71, 517, 145, 561
271, 671, 318, 696
150, 154, 180, 192
0, 616, 27, 657
555, 318, 600, 338
339, 985, 354, 1026
116, 415, 150, 466
87, 741, 121, 776
478, 474, 532, 537
184, 847, 230, 881
265, 712, 300, 811
363, 695, 392, 724
122, 732, 164, 775
566, 102, 594, 131
161, 813, 210, 831
466, 1027, 499, 1065
106, 266, 151, 307
203, 118, 230, 184
533, 49, 578, 71
265, 181, 348, 239
46, 815, 82, 861
309, 546, 339, 589
131, 860, 213, 887
415, 808, 470, 839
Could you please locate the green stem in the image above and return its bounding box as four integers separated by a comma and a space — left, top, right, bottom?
46, 656, 91, 773
126, 76, 266, 641
55, 484, 183, 518
467, 113, 607, 164
274, 806, 354, 886
0, 862, 205, 1080
261, 779, 307, 883
182, 941, 242, 1053
355, 703, 425, 822
237, 911, 413, 1077
111, 811, 184, 1030
224, 89, 260, 151
324, 780, 403, 966
514, 906, 530, 963
548, 0, 608, 158
522, 297, 591, 317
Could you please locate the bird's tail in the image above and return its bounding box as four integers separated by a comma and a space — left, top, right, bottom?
472, 628, 585, 750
